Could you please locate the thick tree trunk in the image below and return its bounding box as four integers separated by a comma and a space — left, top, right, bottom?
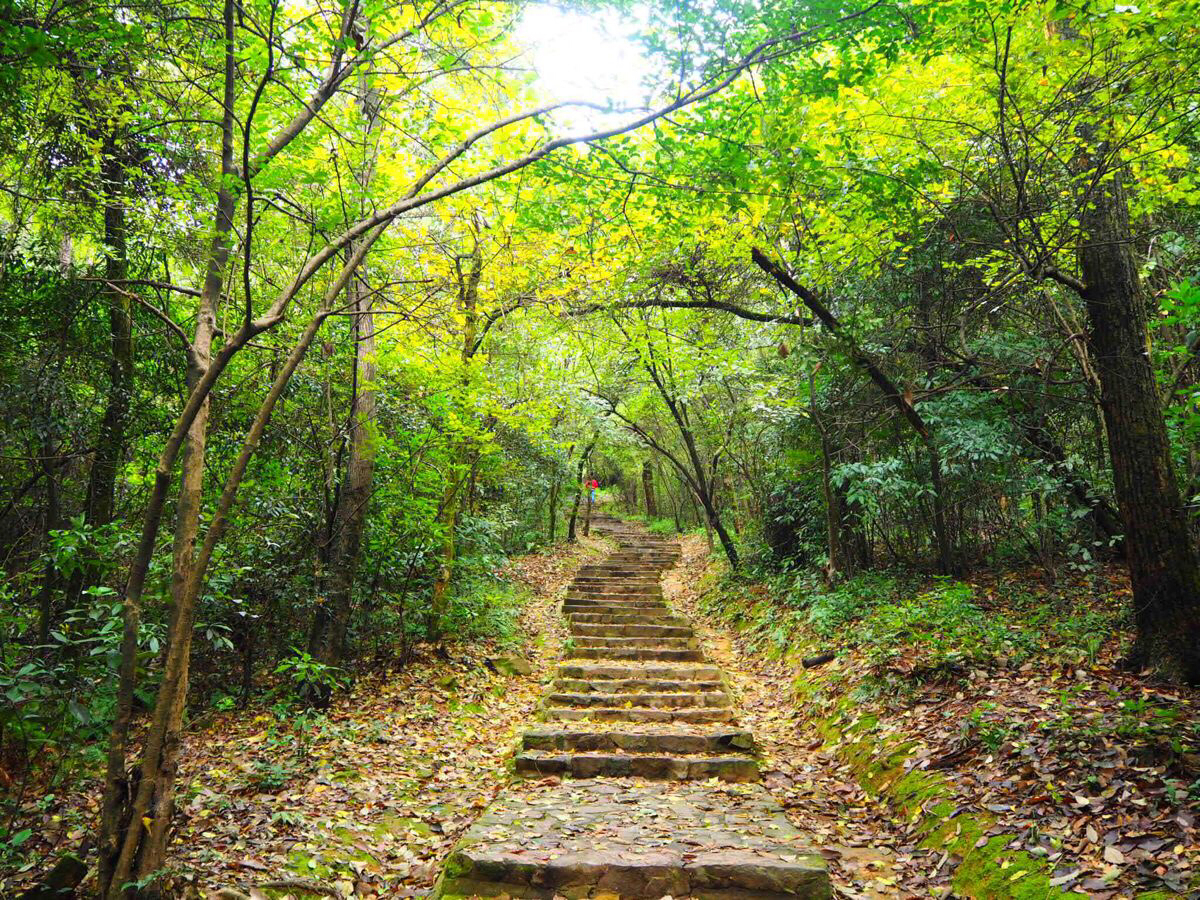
86, 149, 133, 527
642, 460, 657, 517
1079, 167, 1200, 682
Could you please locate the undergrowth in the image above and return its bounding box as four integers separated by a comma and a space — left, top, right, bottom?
700, 567, 1126, 674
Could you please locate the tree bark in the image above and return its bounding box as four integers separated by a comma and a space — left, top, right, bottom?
312, 266, 377, 666
1078, 167, 1200, 682
429, 242, 482, 638
641, 460, 657, 517
567, 438, 596, 543
809, 370, 841, 581
86, 146, 133, 527
548, 443, 571, 542
311, 53, 382, 668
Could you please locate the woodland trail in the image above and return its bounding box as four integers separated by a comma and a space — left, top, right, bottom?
434, 515, 830, 899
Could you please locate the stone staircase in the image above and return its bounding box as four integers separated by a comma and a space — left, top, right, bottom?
435, 515, 828, 899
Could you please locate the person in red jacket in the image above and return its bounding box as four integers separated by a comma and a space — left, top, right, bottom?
588, 478, 598, 503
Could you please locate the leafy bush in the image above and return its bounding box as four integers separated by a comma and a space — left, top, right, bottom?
440, 579, 526, 647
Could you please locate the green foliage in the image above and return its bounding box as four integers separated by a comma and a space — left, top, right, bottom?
275, 650, 347, 700
704, 565, 1126, 678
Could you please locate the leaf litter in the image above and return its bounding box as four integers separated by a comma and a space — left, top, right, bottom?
666, 534, 1200, 899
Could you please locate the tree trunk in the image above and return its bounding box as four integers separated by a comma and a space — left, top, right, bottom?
314, 267, 377, 666
312, 66, 382, 667
548, 444, 572, 542
642, 460, 657, 517
809, 370, 840, 581
754, 248, 951, 573
1079, 166, 1200, 682
86, 147, 133, 527
567, 438, 596, 543
429, 241, 482, 639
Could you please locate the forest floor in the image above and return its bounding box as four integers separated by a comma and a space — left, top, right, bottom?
669, 535, 1200, 899
1, 535, 607, 899
8, 531, 1196, 899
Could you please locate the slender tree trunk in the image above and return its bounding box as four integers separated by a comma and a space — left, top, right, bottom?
754, 248, 950, 573
314, 266, 377, 666
313, 66, 382, 667
429, 242, 482, 638
927, 443, 953, 574
547, 479, 560, 541
86, 148, 133, 527
548, 443, 571, 542
36, 431, 63, 646
567, 439, 595, 542
642, 460, 657, 517
1078, 166, 1200, 682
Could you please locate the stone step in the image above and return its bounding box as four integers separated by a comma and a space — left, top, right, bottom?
544, 705, 734, 723
563, 604, 669, 615
576, 567, 666, 577
567, 611, 686, 625
558, 662, 723, 680
546, 691, 731, 709
572, 635, 698, 650
566, 602, 671, 610
565, 593, 666, 603
569, 623, 694, 638
570, 577, 663, 586
563, 604, 670, 616
574, 581, 665, 587
569, 647, 705, 662
436, 780, 827, 899
522, 725, 755, 755
514, 750, 759, 782
553, 676, 725, 693
565, 589, 664, 600
564, 605, 669, 615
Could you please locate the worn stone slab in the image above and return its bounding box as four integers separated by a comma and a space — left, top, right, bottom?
558, 662, 723, 680
522, 725, 756, 755
515, 750, 759, 782
570, 623, 694, 638
568, 647, 706, 662
544, 705, 734, 723
554, 676, 725, 693
436, 779, 827, 899
546, 691, 731, 709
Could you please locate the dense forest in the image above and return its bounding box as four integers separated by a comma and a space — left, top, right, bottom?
0, 0, 1198, 896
